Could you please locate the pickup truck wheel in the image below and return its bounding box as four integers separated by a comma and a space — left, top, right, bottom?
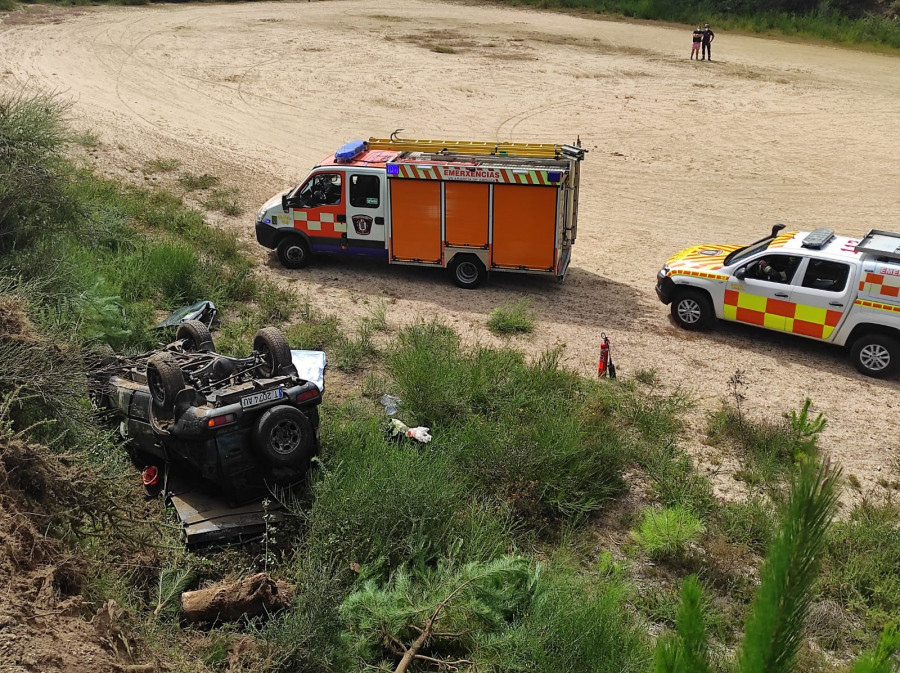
176, 320, 214, 352
277, 236, 311, 269
253, 327, 292, 377
851, 334, 899, 378
146, 353, 185, 411
451, 256, 486, 289
253, 405, 315, 468
671, 290, 715, 330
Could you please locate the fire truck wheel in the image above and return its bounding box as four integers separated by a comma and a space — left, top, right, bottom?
146, 352, 185, 411
175, 320, 215, 353
277, 236, 311, 269
671, 290, 715, 330
253, 405, 316, 468
253, 327, 292, 377
451, 256, 486, 289
851, 334, 899, 378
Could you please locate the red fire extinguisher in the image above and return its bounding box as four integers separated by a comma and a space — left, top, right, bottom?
598, 332, 617, 379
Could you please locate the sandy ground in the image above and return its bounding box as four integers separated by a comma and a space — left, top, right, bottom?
1, 0, 899, 497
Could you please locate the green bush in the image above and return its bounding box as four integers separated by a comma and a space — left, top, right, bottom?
632, 505, 706, 562
487, 298, 537, 335
821, 498, 900, 632
387, 322, 637, 520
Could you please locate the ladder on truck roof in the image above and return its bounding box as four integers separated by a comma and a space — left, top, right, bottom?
855, 229, 900, 262
367, 137, 585, 161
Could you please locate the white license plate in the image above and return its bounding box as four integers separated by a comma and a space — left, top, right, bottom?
241, 388, 284, 409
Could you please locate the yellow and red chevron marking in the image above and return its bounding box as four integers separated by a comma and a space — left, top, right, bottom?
665, 244, 740, 271
294, 211, 347, 235
724, 290, 843, 339
667, 269, 729, 282
766, 232, 797, 249
854, 298, 900, 315
858, 272, 900, 299
392, 164, 558, 185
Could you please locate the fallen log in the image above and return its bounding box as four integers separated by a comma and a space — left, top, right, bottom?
181, 573, 293, 623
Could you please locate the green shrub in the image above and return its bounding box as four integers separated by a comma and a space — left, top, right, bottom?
632, 505, 705, 562
717, 496, 776, 553
178, 171, 219, 191
821, 498, 900, 631
487, 298, 536, 335
477, 565, 651, 673
0, 92, 72, 250
143, 157, 181, 174
387, 322, 636, 520
202, 188, 243, 216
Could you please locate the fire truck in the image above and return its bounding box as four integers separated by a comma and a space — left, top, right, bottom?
255, 137, 586, 288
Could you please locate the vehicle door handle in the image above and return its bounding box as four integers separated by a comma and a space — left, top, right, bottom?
774, 292, 789, 298
829, 302, 844, 307
375, 217, 384, 225
336, 214, 346, 223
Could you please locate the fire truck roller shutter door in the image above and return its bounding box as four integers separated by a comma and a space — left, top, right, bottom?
445, 182, 489, 248
492, 184, 557, 270
390, 180, 442, 263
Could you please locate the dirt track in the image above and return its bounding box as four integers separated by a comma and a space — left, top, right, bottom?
2, 0, 899, 496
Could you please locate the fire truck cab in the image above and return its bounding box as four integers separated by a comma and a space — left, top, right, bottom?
255, 137, 586, 288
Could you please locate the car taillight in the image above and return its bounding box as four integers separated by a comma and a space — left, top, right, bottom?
207, 413, 236, 428
295, 389, 320, 403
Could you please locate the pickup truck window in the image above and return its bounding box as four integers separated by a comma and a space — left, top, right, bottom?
743, 254, 802, 284
801, 259, 850, 292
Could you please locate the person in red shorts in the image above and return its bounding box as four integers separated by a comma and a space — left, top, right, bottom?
691, 25, 702, 60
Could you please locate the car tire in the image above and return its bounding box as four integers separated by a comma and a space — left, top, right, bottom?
450, 255, 486, 289
851, 334, 899, 378
277, 236, 311, 269
671, 290, 715, 330
146, 353, 185, 412
176, 320, 214, 352
253, 327, 292, 377
253, 405, 316, 468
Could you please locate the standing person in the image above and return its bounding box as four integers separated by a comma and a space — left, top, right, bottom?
691, 25, 702, 60
701, 23, 715, 61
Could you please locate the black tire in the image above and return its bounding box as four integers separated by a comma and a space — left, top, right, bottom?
253, 405, 316, 468
176, 319, 214, 352
670, 290, 715, 330
146, 353, 185, 411
850, 334, 899, 378
450, 255, 487, 289
253, 327, 292, 377
277, 236, 311, 269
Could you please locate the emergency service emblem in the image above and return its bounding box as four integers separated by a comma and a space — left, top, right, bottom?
352, 214, 374, 236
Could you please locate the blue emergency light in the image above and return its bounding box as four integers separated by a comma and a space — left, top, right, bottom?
548, 172, 562, 183
386, 164, 400, 176
335, 140, 366, 162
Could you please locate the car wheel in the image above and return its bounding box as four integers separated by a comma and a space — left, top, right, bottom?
146, 352, 185, 412
176, 319, 214, 352
450, 255, 486, 289
253, 327, 291, 377
851, 334, 899, 378
253, 405, 316, 468
671, 290, 715, 330
277, 236, 311, 269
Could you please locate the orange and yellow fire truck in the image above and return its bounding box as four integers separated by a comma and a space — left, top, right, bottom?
255, 137, 586, 288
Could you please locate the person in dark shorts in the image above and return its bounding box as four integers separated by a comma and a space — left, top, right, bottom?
691, 25, 702, 60
701, 24, 715, 61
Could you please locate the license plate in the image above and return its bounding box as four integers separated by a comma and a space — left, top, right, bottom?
241, 388, 283, 409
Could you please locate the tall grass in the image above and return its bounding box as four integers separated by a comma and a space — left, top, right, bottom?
500, 0, 900, 50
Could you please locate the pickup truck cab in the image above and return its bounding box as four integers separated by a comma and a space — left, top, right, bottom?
656, 226, 900, 378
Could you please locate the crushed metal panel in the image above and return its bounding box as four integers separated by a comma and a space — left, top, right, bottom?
169, 489, 284, 546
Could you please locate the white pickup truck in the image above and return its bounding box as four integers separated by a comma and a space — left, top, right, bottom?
656, 226, 900, 377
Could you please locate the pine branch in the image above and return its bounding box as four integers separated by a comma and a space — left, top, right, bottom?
737, 458, 841, 673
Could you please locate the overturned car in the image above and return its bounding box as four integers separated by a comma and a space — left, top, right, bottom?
91, 321, 323, 501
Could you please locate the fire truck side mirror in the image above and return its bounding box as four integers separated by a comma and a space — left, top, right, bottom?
281, 194, 289, 213
735, 267, 746, 280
